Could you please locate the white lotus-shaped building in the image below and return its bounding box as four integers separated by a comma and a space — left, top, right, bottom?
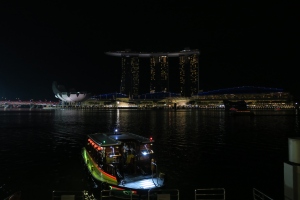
52, 81, 90, 102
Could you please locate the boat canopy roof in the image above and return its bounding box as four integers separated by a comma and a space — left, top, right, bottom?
88, 133, 121, 147
88, 132, 154, 147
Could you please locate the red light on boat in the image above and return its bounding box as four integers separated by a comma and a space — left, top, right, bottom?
150, 137, 153, 141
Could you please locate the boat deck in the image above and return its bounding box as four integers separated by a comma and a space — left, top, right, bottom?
119, 173, 163, 190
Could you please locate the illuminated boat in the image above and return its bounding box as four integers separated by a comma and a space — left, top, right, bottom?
223, 100, 254, 116
82, 130, 165, 198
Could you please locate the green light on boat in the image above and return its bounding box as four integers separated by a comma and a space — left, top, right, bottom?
103, 141, 105, 143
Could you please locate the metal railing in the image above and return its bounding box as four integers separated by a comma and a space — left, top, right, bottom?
253, 188, 273, 200
52, 190, 96, 200
52, 190, 84, 200
151, 161, 164, 187
100, 189, 145, 200
148, 188, 180, 200
51, 187, 274, 200
195, 188, 225, 200
100, 189, 127, 200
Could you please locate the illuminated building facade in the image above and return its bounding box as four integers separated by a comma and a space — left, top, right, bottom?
121, 56, 139, 96
179, 53, 199, 96
106, 48, 200, 97
150, 56, 169, 93
85, 86, 295, 109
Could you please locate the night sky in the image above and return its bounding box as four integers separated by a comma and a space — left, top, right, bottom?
0, 1, 299, 101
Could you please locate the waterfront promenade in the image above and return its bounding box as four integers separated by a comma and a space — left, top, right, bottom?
0, 99, 296, 110
0, 100, 59, 108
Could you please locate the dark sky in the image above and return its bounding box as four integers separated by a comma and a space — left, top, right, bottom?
0, 1, 299, 101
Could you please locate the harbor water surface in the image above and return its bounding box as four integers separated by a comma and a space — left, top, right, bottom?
1, 109, 299, 199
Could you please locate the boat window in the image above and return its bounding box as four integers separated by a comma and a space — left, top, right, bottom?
106, 154, 115, 163
105, 146, 121, 163
123, 143, 136, 155
139, 144, 154, 161
140, 144, 154, 155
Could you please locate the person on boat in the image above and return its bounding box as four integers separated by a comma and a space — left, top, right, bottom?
123, 143, 129, 153
126, 150, 135, 173
129, 145, 136, 155
126, 150, 134, 163
122, 143, 129, 164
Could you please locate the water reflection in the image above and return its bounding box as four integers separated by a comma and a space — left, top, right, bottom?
0, 109, 299, 199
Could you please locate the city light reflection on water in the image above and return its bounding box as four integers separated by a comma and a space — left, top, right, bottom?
0, 109, 299, 199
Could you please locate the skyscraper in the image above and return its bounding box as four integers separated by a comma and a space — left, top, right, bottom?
120, 56, 139, 97
179, 53, 199, 96
150, 55, 169, 93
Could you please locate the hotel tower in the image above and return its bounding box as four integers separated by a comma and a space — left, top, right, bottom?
106, 48, 200, 97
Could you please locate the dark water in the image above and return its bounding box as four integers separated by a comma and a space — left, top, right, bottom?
1, 109, 299, 200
